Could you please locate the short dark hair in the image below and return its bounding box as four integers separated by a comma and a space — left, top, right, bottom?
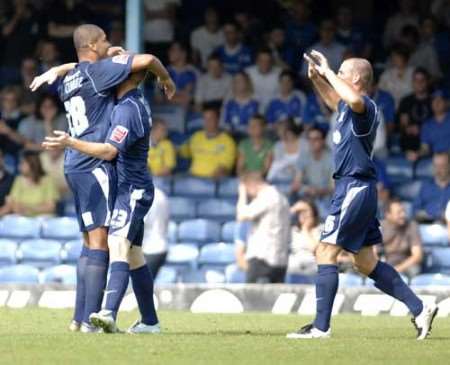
308, 126, 326, 139
250, 114, 266, 125
279, 70, 296, 82
21, 150, 46, 183
202, 104, 220, 117
390, 43, 410, 61
285, 118, 302, 136
385, 197, 403, 213
413, 67, 430, 79
73, 24, 105, 50
207, 54, 222, 63
256, 47, 273, 57
35, 93, 61, 120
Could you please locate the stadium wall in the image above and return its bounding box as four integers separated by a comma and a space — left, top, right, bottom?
1, 284, 450, 317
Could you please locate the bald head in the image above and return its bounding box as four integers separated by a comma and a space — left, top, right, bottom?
340, 58, 373, 92
73, 24, 105, 50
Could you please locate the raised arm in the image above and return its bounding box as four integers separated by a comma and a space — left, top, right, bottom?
309, 50, 365, 113
30, 63, 77, 92
43, 131, 118, 161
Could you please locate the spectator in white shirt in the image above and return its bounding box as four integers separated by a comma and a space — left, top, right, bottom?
237, 172, 290, 283
190, 7, 224, 69
378, 45, 414, 108
245, 48, 282, 111
302, 20, 346, 75
195, 55, 232, 111
142, 188, 170, 278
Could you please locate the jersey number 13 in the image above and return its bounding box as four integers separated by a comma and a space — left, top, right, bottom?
64, 96, 89, 137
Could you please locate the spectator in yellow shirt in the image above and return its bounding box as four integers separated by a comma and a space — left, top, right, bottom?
180, 106, 236, 179
4, 151, 59, 217
147, 119, 176, 176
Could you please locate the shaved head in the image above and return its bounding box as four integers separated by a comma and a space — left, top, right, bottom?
341, 58, 373, 91
73, 24, 105, 50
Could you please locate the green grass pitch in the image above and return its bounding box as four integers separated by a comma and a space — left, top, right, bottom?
1, 309, 450, 364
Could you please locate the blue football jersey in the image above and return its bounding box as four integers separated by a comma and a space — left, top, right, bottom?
106, 89, 152, 189
265, 91, 306, 124
58, 55, 133, 173
331, 95, 379, 180
214, 45, 253, 75
222, 98, 259, 132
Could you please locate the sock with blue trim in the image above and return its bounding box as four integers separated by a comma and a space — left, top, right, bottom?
105, 261, 130, 320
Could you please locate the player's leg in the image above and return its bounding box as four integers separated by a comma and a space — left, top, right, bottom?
90, 234, 131, 333
354, 246, 438, 340
287, 242, 342, 339
128, 245, 160, 334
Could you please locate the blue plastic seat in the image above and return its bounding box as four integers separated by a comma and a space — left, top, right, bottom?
225, 264, 246, 283
0, 239, 17, 267
19, 239, 62, 269
180, 267, 226, 283
41, 217, 81, 240
385, 157, 413, 183
221, 221, 237, 242
155, 266, 178, 284
217, 178, 238, 199
411, 273, 450, 286
197, 199, 236, 222
41, 265, 77, 285
166, 244, 199, 266
198, 243, 235, 267
0, 215, 41, 239
419, 224, 449, 246
177, 219, 221, 245
339, 273, 364, 287
167, 221, 178, 243
64, 240, 84, 263
172, 177, 216, 198
168, 197, 197, 222
285, 273, 314, 284
0, 265, 40, 284
153, 176, 172, 195
392, 180, 422, 201
429, 248, 450, 273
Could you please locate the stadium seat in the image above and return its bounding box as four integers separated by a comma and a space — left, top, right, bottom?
198, 243, 235, 267
19, 239, 62, 269
197, 199, 236, 223
0, 239, 17, 267
41, 217, 81, 241
168, 197, 197, 222
217, 178, 238, 199
64, 240, 83, 263
221, 221, 237, 242
0, 264, 40, 284
153, 176, 172, 195
0, 215, 41, 239
225, 264, 246, 283
177, 219, 221, 245
419, 224, 449, 246
392, 180, 422, 201
401, 201, 413, 219
429, 248, 450, 273
411, 273, 450, 286
166, 244, 199, 267
385, 156, 413, 183
155, 266, 178, 284
339, 273, 364, 287
180, 267, 226, 284
172, 177, 216, 198
415, 158, 433, 179
285, 273, 315, 284
41, 265, 77, 285
167, 221, 178, 243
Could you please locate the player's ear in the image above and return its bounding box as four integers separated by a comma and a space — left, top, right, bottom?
352, 73, 361, 85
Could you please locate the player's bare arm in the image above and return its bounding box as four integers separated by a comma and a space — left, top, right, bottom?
309, 50, 365, 114
43, 130, 118, 161
304, 53, 340, 112
29, 63, 77, 91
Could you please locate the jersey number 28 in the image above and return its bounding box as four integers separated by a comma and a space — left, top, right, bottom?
64, 96, 89, 137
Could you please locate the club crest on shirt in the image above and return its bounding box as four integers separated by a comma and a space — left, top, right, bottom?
332, 130, 342, 144
111, 125, 129, 143
112, 54, 130, 64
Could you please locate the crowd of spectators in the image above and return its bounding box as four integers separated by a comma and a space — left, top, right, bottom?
0, 0, 450, 282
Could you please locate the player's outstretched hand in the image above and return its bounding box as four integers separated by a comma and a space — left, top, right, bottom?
107, 46, 126, 57
310, 50, 331, 75
158, 77, 176, 100
29, 69, 59, 92
303, 54, 320, 80
42, 130, 71, 150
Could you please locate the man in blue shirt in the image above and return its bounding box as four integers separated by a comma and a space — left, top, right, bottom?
32, 24, 175, 332
414, 152, 450, 222
213, 23, 253, 75
421, 90, 450, 154
44, 71, 160, 334
287, 51, 435, 340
